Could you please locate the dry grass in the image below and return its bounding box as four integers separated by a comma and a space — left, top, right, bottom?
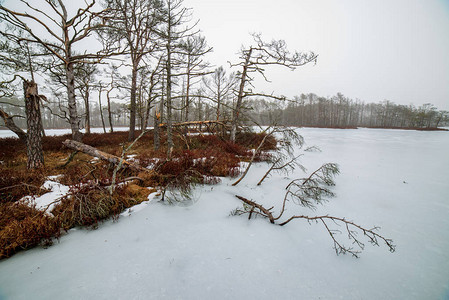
0, 202, 61, 259
52, 183, 148, 230
0, 167, 47, 203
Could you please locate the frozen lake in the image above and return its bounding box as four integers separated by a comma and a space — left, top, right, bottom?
0, 127, 448, 299
0, 127, 129, 139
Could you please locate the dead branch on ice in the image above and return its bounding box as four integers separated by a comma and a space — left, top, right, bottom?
233, 163, 395, 257
234, 195, 396, 258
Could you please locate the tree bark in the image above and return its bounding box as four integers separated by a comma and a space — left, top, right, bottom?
154, 75, 165, 151
0, 108, 27, 143
231, 48, 252, 142
185, 59, 191, 124
166, 42, 173, 158
23, 80, 44, 169
106, 88, 114, 133
153, 107, 160, 150
62, 139, 149, 173
216, 80, 221, 121
98, 87, 106, 133
84, 87, 91, 134
65, 61, 83, 142
128, 63, 138, 141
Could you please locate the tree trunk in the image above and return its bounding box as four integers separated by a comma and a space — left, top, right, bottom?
39, 105, 46, 137
107, 89, 114, 133
185, 60, 191, 124
23, 80, 44, 169
98, 87, 106, 133
143, 76, 154, 130
129, 63, 138, 141
166, 43, 173, 158
62, 139, 148, 173
154, 76, 165, 151
84, 88, 91, 134
0, 108, 27, 143
216, 81, 221, 121
197, 95, 202, 121
153, 107, 160, 150
65, 61, 83, 141
231, 48, 252, 142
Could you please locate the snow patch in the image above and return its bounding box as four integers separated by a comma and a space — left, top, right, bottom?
21, 180, 70, 213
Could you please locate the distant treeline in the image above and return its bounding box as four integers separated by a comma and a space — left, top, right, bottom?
2, 92, 448, 131
253, 93, 449, 129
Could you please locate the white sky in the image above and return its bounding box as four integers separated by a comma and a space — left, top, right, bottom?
184, 0, 449, 110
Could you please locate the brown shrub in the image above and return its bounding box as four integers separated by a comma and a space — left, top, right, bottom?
0, 167, 47, 203
52, 183, 147, 230
42, 134, 71, 152
0, 202, 61, 259
0, 137, 26, 160
121, 183, 153, 200
235, 131, 277, 151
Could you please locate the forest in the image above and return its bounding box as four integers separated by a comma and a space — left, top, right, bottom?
2, 92, 448, 132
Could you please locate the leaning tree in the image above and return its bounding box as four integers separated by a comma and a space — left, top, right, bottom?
229, 33, 318, 142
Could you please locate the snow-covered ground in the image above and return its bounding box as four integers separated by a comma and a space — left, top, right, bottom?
0, 128, 448, 300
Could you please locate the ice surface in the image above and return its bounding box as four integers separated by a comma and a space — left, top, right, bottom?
0, 128, 448, 299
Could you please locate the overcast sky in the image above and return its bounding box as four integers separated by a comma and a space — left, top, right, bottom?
184, 0, 449, 110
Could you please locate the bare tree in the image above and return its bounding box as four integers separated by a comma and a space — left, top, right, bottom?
97, 82, 106, 133
138, 56, 164, 130
203, 66, 237, 121
75, 63, 98, 134
178, 35, 212, 123
229, 33, 318, 142
158, 0, 198, 157
103, 0, 161, 141
154, 68, 166, 150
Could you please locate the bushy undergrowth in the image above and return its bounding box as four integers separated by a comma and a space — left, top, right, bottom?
0, 167, 47, 203
0, 182, 152, 258
0, 202, 61, 259
0, 129, 277, 258
0, 137, 26, 159
235, 131, 277, 151
52, 183, 151, 230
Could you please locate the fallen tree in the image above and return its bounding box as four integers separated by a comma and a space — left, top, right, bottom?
62, 139, 149, 173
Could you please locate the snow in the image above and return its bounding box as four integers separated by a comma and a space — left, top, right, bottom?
20, 179, 70, 214
1, 128, 449, 299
